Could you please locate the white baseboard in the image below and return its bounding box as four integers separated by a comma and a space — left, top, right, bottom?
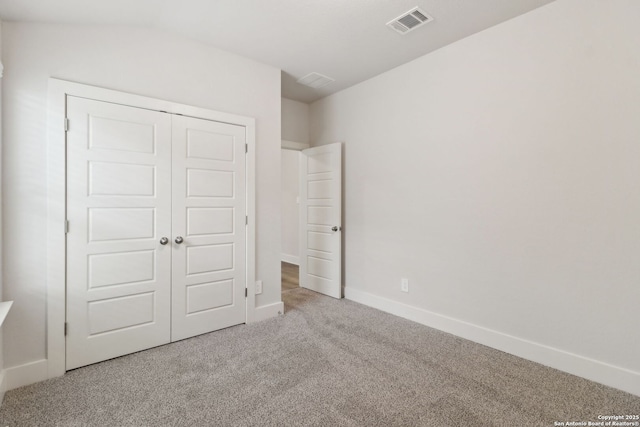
281, 254, 299, 265
345, 287, 640, 397
252, 301, 285, 323
0, 369, 6, 407
4, 359, 49, 391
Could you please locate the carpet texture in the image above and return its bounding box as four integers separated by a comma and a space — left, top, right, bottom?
1, 288, 638, 426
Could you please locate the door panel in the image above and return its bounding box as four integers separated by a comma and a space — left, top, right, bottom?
89, 162, 156, 196
187, 169, 234, 197
299, 143, 342, 299
88, 208, 155, 241
88, 250, 155, 289
187, 208, 234, 236
171, 115, 246, 341
66, 97, 172, 370
88, 292, 155, 335
186, 280, 234, 314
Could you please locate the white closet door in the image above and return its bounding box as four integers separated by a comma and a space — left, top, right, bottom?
66, 97, 172, 370
171, 115, 247, 341
299, 143, 342, 299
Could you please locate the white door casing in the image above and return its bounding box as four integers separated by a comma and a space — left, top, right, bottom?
66, 97, 173, 370
171, 115, 247, 341
299, 143, 342, 299
66, 95, 251, 369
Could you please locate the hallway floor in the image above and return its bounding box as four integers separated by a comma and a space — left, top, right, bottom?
281, 262, 299, 292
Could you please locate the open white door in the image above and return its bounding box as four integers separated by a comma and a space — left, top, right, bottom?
299, 143, 342, 299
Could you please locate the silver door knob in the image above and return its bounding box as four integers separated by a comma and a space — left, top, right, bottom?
175, 236, 184, 244
331, 226, 341, 232
159, 237, 169, 245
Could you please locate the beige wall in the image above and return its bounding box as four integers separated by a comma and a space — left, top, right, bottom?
281, 97, 309, 144
310, 0, 640, 394
1, 23, 281, 370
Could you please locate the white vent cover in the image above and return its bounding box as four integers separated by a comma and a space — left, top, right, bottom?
387, 7, 433, 35
297, 72, 335, 89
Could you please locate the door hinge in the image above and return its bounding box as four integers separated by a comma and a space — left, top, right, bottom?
245, 288, 248, 298
245, 216, 248, 225
64, 118, 69, 132
65, 220, 70, 234
245, 143, 248, 153
64, 322, 68, 336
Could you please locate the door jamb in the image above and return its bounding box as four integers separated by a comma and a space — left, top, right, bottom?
46, 78, 257, 378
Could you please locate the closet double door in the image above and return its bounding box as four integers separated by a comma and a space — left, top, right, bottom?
66, 97, 247, 370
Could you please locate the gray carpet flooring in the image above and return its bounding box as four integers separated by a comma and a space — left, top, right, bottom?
1, 287, 638, 426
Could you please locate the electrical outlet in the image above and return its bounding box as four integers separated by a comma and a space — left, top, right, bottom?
255, 280, 263, 295
401, 278, 409, 293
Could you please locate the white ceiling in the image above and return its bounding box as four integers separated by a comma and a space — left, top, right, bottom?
0, 0, 556, 103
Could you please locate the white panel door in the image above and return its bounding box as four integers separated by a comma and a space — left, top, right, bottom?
171, 115, 247, 341
66, 97, 172, 370
300, 143, 342, 299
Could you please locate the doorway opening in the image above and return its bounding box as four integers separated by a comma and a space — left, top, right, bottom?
280, 143, 343, 300
281, 147, 302, 299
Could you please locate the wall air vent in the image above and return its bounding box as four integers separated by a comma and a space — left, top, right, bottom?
296, 72, 335, 89
386, 7, 433, 35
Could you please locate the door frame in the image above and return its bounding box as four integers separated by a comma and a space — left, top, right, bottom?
46, 78, 257, 378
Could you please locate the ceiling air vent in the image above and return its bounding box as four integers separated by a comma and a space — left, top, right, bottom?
387, 7, 433, 35
297, 72, 335, 89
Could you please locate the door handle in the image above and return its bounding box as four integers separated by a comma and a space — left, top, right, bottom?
175, 236, 184, 244
159, 237, 169, 245
331, 226, 341, 232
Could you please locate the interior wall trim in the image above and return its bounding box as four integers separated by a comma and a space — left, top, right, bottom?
3, 359, 48, 392
0, 369, 7, 407
253, 301, 284, 323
